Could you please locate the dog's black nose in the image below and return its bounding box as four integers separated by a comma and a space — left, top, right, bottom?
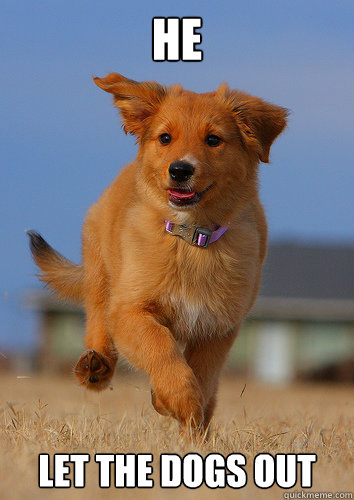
169, 161, 195, 182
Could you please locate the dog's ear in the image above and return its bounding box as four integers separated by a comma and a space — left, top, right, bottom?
218, 84, 288, 163
93, 73, 167, 137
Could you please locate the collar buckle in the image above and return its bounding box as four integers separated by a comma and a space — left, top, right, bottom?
192, 227, 212, 248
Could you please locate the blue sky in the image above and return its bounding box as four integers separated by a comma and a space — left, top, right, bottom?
1, 0, 353, 352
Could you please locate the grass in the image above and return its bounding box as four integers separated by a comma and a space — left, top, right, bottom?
0, 372, 353, 499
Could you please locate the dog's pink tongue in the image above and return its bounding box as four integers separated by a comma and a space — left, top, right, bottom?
168, 189, 195, 199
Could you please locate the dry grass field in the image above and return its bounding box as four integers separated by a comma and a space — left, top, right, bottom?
0, 371, 353, 500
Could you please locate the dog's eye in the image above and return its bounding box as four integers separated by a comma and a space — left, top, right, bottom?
205, 135, 222, 147
159, 133, 171, 145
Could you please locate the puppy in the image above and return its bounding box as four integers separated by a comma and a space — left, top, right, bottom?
27, 73, 287, 431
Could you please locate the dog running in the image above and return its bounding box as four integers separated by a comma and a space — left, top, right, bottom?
27, 72, 287, 433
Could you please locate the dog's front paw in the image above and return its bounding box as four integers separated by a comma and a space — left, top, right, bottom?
151, 389, 170, 416
153, 374, 204, 429
74, 350, 114, 391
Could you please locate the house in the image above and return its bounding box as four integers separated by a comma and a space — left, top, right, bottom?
232, 243, 353, 383
25, 243, 354, 382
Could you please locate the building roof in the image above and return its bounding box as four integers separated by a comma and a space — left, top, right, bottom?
248, 243, 354, 321
260, 243, 354, 300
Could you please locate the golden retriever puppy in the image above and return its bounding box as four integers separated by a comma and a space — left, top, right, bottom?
27, 73, 287, 432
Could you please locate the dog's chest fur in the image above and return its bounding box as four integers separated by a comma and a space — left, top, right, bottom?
121, 209, 260, 342
156, 251, 242, 341
161, 294, 224, 340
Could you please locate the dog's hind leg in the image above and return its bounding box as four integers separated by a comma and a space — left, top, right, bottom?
184, 327, 239, 432
74, 236, 118, 391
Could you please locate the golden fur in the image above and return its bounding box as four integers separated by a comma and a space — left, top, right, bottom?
28, 73, 287, 432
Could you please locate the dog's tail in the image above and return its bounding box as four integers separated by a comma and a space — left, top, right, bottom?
26, 230, 84, 303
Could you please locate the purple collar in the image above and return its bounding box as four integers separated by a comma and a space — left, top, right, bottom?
165, 220, 228, 248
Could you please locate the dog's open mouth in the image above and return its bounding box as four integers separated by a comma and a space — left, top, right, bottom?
168, 185, 213, 207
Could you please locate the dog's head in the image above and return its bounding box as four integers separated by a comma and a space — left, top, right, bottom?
94, 73, 288, 223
